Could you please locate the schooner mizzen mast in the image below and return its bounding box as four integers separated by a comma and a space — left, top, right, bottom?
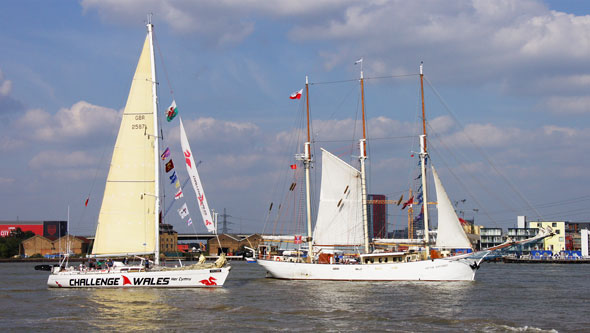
419, 61, 431, 257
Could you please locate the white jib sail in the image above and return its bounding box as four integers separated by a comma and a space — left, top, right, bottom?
179, 117, 216, 233
92, 34, 157, 256
312, 148, 364, 249
432, 166, 472, 249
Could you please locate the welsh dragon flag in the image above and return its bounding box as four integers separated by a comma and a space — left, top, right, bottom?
166, 100, 178, 122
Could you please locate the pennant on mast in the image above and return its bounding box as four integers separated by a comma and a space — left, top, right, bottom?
179, 117, 216, 233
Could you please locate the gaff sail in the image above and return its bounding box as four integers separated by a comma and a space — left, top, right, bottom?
179, 117, 216, 233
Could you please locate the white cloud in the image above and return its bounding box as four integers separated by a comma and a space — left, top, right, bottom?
0, 177, 15, 185
80, 1, 590, 110
29, 150, 98, 169
0, 70, 12, 96
438, 123, 523, 148
167, 117, 259, 145
542, 125, 577, 137
542, 96, 590, 114
14, 101, 119, 142
429, 116, 455, 134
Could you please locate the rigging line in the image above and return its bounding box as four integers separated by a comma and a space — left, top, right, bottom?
425, 121, 522, 218
263, 98, 305, 233
310, 74, 418, 85
270, 103, 305, 235
492, 195, 590, 214
314, 135, 415, 143
530, 195, 590, 208
406, 81, 423, 194
539, 209, 590, 219
351, 85, 360, 165
426, 120, 526, 225
163, 178, 191, 217
327, 81, 357, 121
80, 109, 121, 232
427, 140, 502, 226
424, 76, 545, 221
365, 74, 418, 80
152, 30, 174, 96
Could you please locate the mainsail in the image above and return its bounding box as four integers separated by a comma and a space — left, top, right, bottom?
92, 35, 157, 256
432, 166, 472, 249
312, 149, 364, 248
179, 117, 216, 233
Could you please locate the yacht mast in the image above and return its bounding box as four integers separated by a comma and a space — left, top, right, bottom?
359, 62, 370, 254
419, 61, 430, 256
147, 16, 160, 265
303, 76, 314, 262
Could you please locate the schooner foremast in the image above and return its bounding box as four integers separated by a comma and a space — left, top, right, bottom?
419, 61, 430, 258
303, 76, 313, 262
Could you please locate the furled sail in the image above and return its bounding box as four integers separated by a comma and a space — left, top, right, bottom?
179, 117, 216, 233
432, 166, 472, 249
92, 35, 157, 256
312, 149, 364, 248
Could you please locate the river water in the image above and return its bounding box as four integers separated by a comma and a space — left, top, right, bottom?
1, 261, 588, 332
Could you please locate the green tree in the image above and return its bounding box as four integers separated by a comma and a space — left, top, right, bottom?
0, 228, 35, 258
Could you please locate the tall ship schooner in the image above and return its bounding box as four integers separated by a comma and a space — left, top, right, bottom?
256, 61, 552, 281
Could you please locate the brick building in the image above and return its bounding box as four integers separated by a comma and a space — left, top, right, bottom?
207, 234, 262, 255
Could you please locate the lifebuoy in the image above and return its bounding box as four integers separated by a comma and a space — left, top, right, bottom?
275, 257, 281, 261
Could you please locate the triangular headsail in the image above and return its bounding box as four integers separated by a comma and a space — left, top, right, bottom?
92, 34, 157, 256
432, 166, 472, 249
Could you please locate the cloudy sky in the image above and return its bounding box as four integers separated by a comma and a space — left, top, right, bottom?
1, 0, 590, 236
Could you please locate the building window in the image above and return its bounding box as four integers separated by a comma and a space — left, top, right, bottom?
556, 230, 560, 234
552, 223, 557, 227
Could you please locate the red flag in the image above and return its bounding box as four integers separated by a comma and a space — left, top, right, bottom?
290, 164, 297, 169
294, 235, 302, 244
165, 159, 175, 173
402, 196, 414, 209
290, 89, 303, 100
84, 198, 89, 207
459, 217, 468, 226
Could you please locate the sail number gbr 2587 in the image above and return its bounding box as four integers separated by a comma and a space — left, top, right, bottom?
132, 114, 146, 130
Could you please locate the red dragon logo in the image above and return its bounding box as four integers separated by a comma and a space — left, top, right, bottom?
184, 150, 192, 168
199, 277, 217, 286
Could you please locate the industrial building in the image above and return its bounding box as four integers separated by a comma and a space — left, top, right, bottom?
21, 234, 90, 257
0, 220, 67, 239
367, 194, 388, 238
208, 234, 262, 256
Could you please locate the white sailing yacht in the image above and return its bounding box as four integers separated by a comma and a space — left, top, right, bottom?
46, 19, 230, 288
256, 63, 552, 281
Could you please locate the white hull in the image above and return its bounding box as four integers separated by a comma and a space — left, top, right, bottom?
47, 266, 231, 288
257, 258, 481, 281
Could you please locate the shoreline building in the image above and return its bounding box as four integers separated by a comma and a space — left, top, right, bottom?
0, 221, 67, 239
528, 221, 566, 252
367, 194, 388, 239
